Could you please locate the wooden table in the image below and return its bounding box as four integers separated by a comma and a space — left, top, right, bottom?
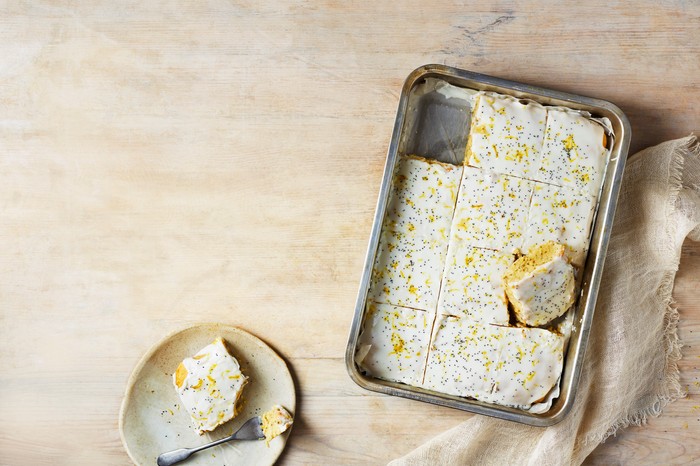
1, 2, 698, 464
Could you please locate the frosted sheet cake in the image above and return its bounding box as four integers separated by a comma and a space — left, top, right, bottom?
358, 88, 611, 413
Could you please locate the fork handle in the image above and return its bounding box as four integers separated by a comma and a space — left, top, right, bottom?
157, 434, 233, 466
157, 448, 194, 466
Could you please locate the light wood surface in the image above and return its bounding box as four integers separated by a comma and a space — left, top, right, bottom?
1, 2, 698, 465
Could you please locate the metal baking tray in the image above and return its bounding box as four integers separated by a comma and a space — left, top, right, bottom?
345, 64, 630, 426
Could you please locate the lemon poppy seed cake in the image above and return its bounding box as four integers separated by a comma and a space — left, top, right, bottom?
422, 315, 565, 408
536, 108, 609, 197
484, 326, 566, 408
368, 154, 461, 311
421, 315, 502, 400
465, 93, 547, 179
436, 244, 512, 324
357, 87, 611, 413
261, 405, 294, 446
502, 241, 576, 327
522, 183, 597, 267
450, 166, 534, 254
355, 302, 434, 385
368, 229, 450, 311
173, 337, 248, 434
384, 154, 461, 240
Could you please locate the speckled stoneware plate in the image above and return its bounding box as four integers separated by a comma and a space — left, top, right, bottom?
119, 323, 296, 466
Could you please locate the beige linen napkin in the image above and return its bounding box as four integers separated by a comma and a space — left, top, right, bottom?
390, 135, 700, 466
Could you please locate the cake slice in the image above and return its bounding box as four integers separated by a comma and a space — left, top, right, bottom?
422, 314, 502, 399
261, 405, 294, 446
502, 241, 576, 327
173, 337, 248, 434
368, 229, 449, 311
422, 315, 565, 409
484, 326, 565, 408
536, 108, 609, 197
436, 244, 512, 324
384, 154, 461, 240
450, 166, 534, 253
522, 182, 597, 267
465, 92, 547, 179
355, 302, 434, 386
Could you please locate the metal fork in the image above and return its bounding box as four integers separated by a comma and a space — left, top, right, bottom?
157, 416, 264, 466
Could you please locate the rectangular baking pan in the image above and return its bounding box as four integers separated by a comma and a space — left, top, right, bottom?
345, 64, 631, 426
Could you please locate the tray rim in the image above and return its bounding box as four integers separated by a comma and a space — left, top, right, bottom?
345, 64, 631, 427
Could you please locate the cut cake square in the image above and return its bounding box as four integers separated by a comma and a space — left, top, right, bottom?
421, 314, 502, 399
384, 154, 461, 240
484, 326, 565, 408
450, 167, 534, 253
536, 108, 609, 197
436, 244, 512, 324
368, 229, 448, 311
465, 93, 547, 179
422, 316, 565, 408
522, 182, 596, 266
355, 301, 434, 386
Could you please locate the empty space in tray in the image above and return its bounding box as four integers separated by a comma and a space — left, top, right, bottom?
399, 78, 476, 165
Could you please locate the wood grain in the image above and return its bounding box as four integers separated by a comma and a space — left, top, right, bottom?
0, 1, 698, 464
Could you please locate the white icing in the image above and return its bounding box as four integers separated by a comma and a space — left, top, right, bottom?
384, 155, 461, 240
535, 108, 609, 197
522, 183, 596, 266
423, 316, 565, 408
368, 229, 448, 310
356, 302, 434, 385
437, 244, 511, 324
422, 315, 502, 398
467, 92, 547, 179
451, 166, 533, 253
484, 326, 565, 408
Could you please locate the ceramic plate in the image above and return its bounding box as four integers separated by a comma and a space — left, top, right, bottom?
119, 323, 296, 466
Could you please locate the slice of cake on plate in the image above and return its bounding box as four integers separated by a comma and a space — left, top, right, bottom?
173, 337, 248, 434
450, 166, 534, 254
